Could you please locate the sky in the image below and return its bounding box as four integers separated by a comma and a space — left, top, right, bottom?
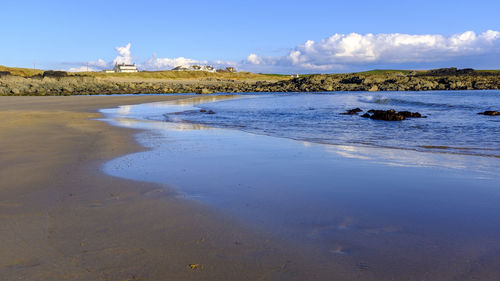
2, 0, 500, 73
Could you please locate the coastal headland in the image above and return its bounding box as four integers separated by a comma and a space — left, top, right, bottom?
0, 96, 337, 280
1, 66, 500, 95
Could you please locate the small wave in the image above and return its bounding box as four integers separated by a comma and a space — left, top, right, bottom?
360, 97, 478, 110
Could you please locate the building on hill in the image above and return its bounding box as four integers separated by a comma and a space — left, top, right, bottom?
108, 63, 139, 73
172, 65, 216, 73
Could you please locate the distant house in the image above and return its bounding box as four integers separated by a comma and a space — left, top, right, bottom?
172, 65, 216, 73
111, 63, 139, 73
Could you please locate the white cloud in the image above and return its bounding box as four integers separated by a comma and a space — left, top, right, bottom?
143, 54, 205, 70
143, 54, 239, 71
113, 43, 133, 65
241, 30, 500, 72
66, 30, 500, 73
67, 58, 108, 72
247, 53, 263, 65
89, 58, 108, 68
67, 66, 99, 72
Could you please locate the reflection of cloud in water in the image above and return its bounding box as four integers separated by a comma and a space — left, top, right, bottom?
116, 105, 132, 115
111, 117, 211, 131
170, 95, 240, 106
325, 144, 498, 176
101, 96, 241, 120
333, 146, 372, 160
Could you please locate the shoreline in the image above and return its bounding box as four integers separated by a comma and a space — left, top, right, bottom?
0, 95, 327, 280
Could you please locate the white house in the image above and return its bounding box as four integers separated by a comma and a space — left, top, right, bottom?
112, 63, 139, 73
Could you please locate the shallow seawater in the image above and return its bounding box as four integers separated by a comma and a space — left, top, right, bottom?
165, 91, 500, 157
101, 93, 500, 280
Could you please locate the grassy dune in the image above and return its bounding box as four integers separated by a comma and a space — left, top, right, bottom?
354, 69, 414, 75
83, 70, 290, 81
0, 65, 44, 77
0, 65, 290, 81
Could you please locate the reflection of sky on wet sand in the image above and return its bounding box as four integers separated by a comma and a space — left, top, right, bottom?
109, 117, 212, 132
101, 97, 500, 280
100, 95, 243, 121
326, 144, 499, 177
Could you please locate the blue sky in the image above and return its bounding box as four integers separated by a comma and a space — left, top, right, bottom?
2, 0, 500, 73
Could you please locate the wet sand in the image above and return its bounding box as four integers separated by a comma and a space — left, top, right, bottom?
0, 96, 331, 281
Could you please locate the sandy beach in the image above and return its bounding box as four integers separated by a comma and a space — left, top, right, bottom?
3, 94, 500, 281
0, 96, 326, 281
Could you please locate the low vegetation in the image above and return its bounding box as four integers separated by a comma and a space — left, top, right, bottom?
0, 65, 44, 77
1, 65, 499, 95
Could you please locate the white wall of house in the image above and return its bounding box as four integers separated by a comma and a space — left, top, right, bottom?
112, 63, 139, 73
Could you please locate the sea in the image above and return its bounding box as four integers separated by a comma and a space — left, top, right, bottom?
165, 91, 500, 158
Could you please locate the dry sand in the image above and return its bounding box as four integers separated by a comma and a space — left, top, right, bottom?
0, 96, 329, 281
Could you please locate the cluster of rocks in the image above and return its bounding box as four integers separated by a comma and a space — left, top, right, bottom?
1, 68, 500, 96
341, 108, 500, 121
341, 108, 425, 121
0, 73, 260, 96
270, 71, 500, 92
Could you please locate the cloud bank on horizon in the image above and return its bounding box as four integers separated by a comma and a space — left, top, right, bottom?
69, 30, 500, 73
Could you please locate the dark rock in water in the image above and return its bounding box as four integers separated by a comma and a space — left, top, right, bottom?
207, 110, 216, 114
398, 111, 423, 118
341, 108, 363, 115
478, 110, 500, 116
364, 109, 424, 120
200, 109, 207, 113
368, 109, 405, 121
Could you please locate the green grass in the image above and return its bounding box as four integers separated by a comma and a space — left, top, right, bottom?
354, 69, 414, 75
476, 69, 500, 73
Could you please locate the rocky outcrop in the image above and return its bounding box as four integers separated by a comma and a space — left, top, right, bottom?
397, 111, 424, 118
361, 109, 425, 121
368, 109, 406, 121
1, 68, 500, 96
271, 70, 500, 92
